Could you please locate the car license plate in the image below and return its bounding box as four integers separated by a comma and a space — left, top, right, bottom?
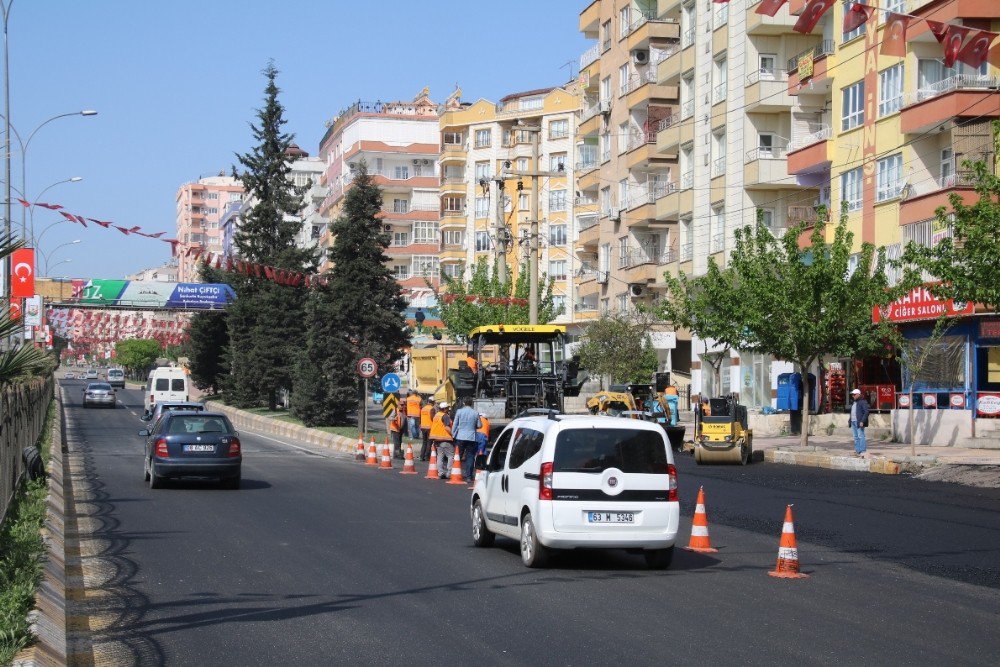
184, 444, 214, 452
587, 511, 635, 523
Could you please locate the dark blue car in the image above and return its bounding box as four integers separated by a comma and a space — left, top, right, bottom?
139, 411, 242, 489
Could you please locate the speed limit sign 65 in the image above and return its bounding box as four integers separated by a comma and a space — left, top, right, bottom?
357, 358, 378, 378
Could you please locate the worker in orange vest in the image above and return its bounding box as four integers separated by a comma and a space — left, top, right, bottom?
428, 401, 454, 479
476, 412, 490, 456
419, 398, 435, 461
465, 353, 478, 374
388, 401, 405, 459
406, 389, 422, 439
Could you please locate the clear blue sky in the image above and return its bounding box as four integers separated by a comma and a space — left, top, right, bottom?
12, 0, 587, 280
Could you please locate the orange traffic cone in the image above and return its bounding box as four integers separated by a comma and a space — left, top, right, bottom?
355, 434, 365, 461
365, 437, 378, 466
446, 446, 465, 485
769, 505, 809, 579
425, 445, 439, 480
683, 486, 718, 553
400, 442, 417, 475
379, 438, 393, 469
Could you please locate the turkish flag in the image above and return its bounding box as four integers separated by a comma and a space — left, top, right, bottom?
881, 13, 909, 57
10, 248, 35, 298
941, 25, 972, 68
957, 30, 997, 69
793, 0, 835, 34
843, 2, 871, 33
755, 0, 786, 17
9, 298, 22, 321
926, 20, 948, 43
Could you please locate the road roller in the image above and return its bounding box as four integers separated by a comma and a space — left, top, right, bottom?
693, 395, 753, 465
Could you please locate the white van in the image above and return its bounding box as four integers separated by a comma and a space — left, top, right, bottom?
144, 367, 190, 414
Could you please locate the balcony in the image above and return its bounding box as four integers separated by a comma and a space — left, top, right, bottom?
619, 246, 662, 283
579, 0, 600, 35
625, 128, 661, 167
440, 142, 466, 164
713, 83, 727, 105
380, 203, 440, 221
787, 205, 830, 229
626, 16, 680, 52
577, 213, 601, 247
900, 75, 1000, 134
744, 144, 790, 189
711, 157, 726, 179
439, 175, 466, 195
656, 180, 691, 221
904, 0, 998, 20
680, 242, 693, 262
788, 40, 836, 94
656, 112, 693, 154
440, 244, 467, 262
745, 69, 793, 112
580, 43, 601, 70
900, 171, 980, 226
746, 2, 799, 34
623, 70, 679, 108
657, 43, 683, 84
710, 232, 725, 255
787, 126, 833, 175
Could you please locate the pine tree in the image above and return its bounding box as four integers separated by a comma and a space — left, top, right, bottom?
225, 62, 316, 409
186, 263, 230, 395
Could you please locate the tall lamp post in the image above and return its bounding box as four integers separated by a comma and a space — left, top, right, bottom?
38, 239, 79, 275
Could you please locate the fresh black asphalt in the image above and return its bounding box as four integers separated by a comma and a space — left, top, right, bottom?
63, 381, 1000, 665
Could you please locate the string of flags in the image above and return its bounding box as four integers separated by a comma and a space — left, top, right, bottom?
706, 0, 1000, 69
21, 198, 329, 289
441, 294, 530, 307
45, 308, 189, 347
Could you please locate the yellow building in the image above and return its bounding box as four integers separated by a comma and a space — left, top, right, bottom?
438, 85, 584, 326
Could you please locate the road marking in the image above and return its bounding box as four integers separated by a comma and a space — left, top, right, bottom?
243, 431, 331, 458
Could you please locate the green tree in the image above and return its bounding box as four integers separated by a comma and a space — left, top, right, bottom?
186, 263, 230, 395
114, 339, 162, 376
901, 120, 1000, 311
0, 234, 51, 386
294, 161, 408, 425
225, 62, 316, 410
577, 312, 659, 386
436, 257, 557, 341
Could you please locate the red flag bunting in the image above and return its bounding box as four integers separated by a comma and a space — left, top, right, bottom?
842, 2, 871, 34
927, 20, 948, 42
755, 0, 786, 17
881, 13, 909, 57
793, 0, 835, 34
941, 25, 971, 68
957, 30, 997, 69
16, 198, 30, 207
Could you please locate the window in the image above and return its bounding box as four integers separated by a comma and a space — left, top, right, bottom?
549, 153, 567, 172
392, 198, 409, 213
618, 293, 630, 313
443, 196, 463, 212
879, 63, 903, 117
516, 157, 528, 172
619, 5, 631, 38
155, 378, 169, 391
474, 128, 491, 148
413, 220, 438, 244
443, 230, 465, 247
941, 148, 955, 187
844, 13, 865, 42
618, 179, 629, 209
549, 189, 567, 212
883, 0, 904, 13
619, 63, 630, 95
758, 132, 775, 156
759, 208, 776, 231
229, 193, 242, 202
876, 154, 903, 202
393, 165, 410, 180
475, 231, 491, 252
486, 428, 513, 471
443, 131, 463, 145
600, 132, 611, 161
475, 161, 490, 181
550, 224, 567, 246
207, 192, 219, 200
759, 54, 777, 75
474, 197, 490, 218
411, 256, 439, 277
551, 295, 566, 316
393, 264, 410, 280
549, 119, 569, 139
518, 193, 530, 210
171, 379, 185, 392
392, 232, 409, 247
520, 96, 543, 111
713, 57, 727, 103
600, 76, 611, 102
600, 187, 612, 217
206, 207, 218, 215
618, 121, 630, 154
842, 81, 865, 131
549, 260, 567, 281
841, 166, 863, 211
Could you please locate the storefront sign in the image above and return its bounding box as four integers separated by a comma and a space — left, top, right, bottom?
873, 287, 975, 323
979, 318, 1000, 339
977, 393, 1000, 417
923, 393, 938, 408
949, 393, 966, 409
897, 393, 911, 408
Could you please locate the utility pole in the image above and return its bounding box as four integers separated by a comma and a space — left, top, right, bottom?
493, 177, 508, 286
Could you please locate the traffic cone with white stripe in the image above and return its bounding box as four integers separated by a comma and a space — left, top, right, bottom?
425, 445, 439, 480
365, 437, 378, 466
355, 434, 365, 461
769, 505, 809, 579
379, 437, 393, 469
683, 486, 718, 553
400, 442, 417, 475
446, 445, 465, 485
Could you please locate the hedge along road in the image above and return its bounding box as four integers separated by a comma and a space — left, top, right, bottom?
62, 379, 1000, 665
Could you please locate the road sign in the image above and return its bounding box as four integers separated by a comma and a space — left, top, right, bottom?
380, 373, 401, 393
357, 357, 378, 378
382, 393, 398, 418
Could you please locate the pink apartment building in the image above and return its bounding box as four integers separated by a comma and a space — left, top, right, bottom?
175, 175, 244, 283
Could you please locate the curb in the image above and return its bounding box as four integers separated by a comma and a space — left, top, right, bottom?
764, 448, 902, 475
204, 401, 360, 457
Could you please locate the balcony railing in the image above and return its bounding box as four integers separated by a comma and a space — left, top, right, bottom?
680, 242, 693, 261
745, 143, 789, 162
711, 232, 725, 254
626, 9, 660, 36
653, 43, 680, 65
713, 83, 727, 104
625, 128, 656, 152
619, 245, 659, 269
578, 213, 600, 231
575, 159, 598, 176
622, 69, 657, 96
680, 99, 694, 119
713, 5, 728, 29
659, 248, 679, 265
576, 194, 598, 206
581, 100, 606, 123
711, 157, 726, 178
657, 113, 678, 132
654, 180, 677, 199
626, 184, 657, 209
787, 125, 831, 152
580, 43, 601, 70
746, 68, 788, 86
382, 203, 439, 215
788, 40, 836, 73
681, 27, 695, 48
787, 205, 829, 225
681, 170, 693, 189
901, 74, 1000, 108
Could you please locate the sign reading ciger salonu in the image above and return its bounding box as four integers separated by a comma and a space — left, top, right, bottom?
75, 279, 236, 310
873, 286, 976, 324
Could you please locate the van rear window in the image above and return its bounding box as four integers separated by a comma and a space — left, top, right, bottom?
155, 378, 169, 391
171, 379, 185, 391
553, 428, 667, 474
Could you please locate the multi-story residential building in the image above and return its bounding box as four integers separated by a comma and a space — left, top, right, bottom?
317, 89, 441, 307
125, 261, 179, 283
175, 175, 243, 282
438, 85, 582, 328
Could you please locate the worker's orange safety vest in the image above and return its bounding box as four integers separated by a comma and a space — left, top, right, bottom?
406, 394, 422, 416
389, 410, 403, 432
420, 404, 434, 430
429, 412, 452, 441
478, 415, 490, 438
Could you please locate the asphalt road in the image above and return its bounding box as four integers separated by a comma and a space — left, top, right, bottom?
62, 380, 1000, 665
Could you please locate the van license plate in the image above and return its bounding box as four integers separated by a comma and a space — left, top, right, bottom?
184, 444, 214, 452
587, 512, 635, 523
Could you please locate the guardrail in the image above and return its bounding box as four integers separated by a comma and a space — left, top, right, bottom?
1, 377, 53, 529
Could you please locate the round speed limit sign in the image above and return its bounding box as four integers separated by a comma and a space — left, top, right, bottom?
357, 358, 378, 378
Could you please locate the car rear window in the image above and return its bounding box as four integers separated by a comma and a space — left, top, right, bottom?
108, 370, 123, 377
171, 378, 185, 391
155, 378, 169, 391
88, 383, 112, 391
167, 416, 233, 435
553, 428, 668, 474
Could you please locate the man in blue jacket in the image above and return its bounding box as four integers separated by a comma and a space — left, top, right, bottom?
849, 388, 870, 457
451, 396, 482, 483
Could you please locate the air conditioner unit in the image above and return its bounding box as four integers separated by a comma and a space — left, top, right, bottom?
629, 283, 644, 298
632, 49, 649, 65
422, 159, 430, 165
597, 270, 609, 284
599, 100, 612, 114
412, 159, 420, 165
383, 225, 393, 232
348, 162, 357, 170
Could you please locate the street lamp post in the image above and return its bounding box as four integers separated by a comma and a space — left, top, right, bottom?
2, 0, 12, 303
38, 239, 79, 274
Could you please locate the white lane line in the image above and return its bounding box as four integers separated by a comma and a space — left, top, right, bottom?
241, 430, 332, 458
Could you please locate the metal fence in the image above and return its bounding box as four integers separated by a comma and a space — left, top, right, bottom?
0, 377, 53, 528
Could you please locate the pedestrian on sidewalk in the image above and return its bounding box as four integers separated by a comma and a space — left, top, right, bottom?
451, 396, 482, 483
429, 401, 454, 478
849, 388, 870, 457
419, 398, 435, 461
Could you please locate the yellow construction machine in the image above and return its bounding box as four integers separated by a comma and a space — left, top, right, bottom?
693, 395, 753, 465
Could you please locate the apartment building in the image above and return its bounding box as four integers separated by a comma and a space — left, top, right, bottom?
125, 262, 179, 283
317, 90, 441, 306
175, 175, 243, 283
437, 85, 583, 327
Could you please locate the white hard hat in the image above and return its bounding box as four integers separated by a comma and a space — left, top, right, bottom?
851, 388, 862, 395
439, 401, 449, 409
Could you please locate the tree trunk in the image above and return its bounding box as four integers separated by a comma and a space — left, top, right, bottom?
799, 359, 813, 448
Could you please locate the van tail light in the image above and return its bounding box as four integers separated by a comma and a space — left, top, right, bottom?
154, 438, 169, 458
227, 438, 242, 458
667, 464, 678, 502
539, 461, 553, 500
149, 394, 155, 405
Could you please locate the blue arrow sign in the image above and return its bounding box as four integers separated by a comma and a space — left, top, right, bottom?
380, 373, 401, 393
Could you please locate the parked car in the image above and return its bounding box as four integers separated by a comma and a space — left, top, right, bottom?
139, 411, 241, 489
106, 368, 126, 389
142, 401, 206, 427
83, 382, 117, 409
471, 413, 679, 569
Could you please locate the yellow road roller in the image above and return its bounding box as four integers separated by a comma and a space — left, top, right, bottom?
694, 395, 753, 465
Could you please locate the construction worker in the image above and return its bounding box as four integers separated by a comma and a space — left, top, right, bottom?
476, 412, 490, 455
465, 352, 478, 374
406, 389, 422, 439
419, 398, 435, 461
663, 385, 680, 427
429, 401, 454, 479
389, 401, 405, 459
